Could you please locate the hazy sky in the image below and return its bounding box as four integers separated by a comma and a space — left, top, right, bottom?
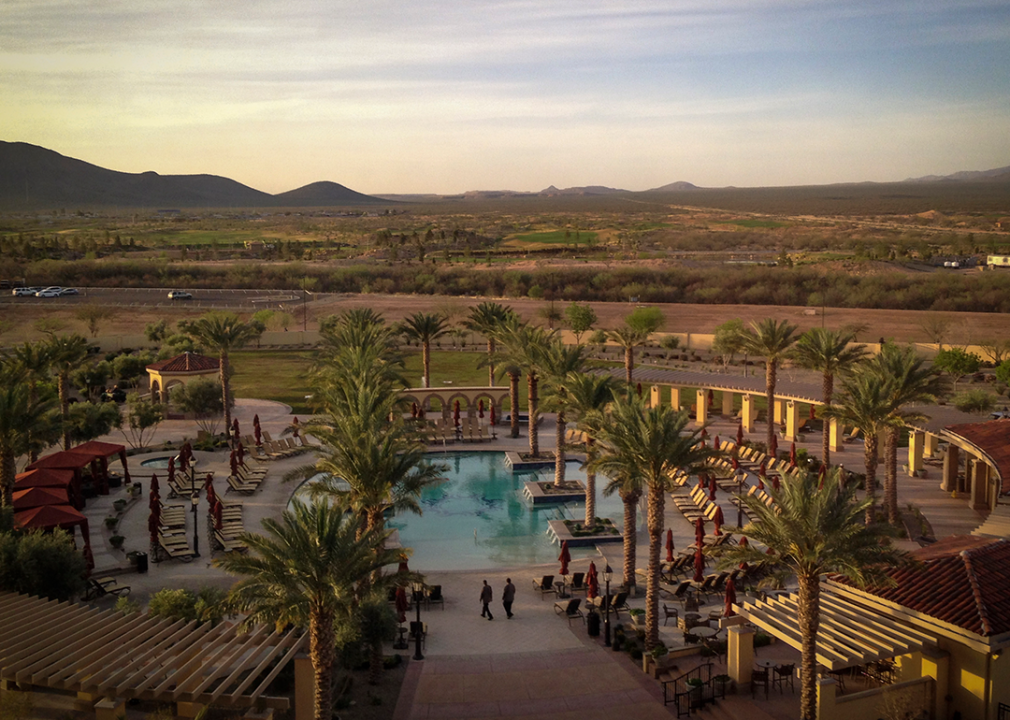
2, 0, 1009, 194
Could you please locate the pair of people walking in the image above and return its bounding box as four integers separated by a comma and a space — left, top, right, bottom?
480, 578, 516, 620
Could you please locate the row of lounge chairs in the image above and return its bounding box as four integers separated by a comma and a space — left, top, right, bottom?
227, 459, 267, 494
213, 501, 248, 553
672, 484, 722, 524
420, 417, 494, 445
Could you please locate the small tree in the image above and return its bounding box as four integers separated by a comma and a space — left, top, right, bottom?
74, 305, 116, 338
112, 354, 151, 388
625, 306, 665, 336
123, 394, 165, 449
919, 313, 951, 346
979, 339, 1010, 365
953, 388, 996, 415
172, 377, 226, 436
564, 303, 597, 344
538, 301, 562, 329
67, 402, 122, 444
145, 320, 172, 343
72, 360, 112, 402
933, 347, 981, 391
712, 319, 746, 369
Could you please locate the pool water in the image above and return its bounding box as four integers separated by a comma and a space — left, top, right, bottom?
294, 451, 631, 571
140, 457, 173, 469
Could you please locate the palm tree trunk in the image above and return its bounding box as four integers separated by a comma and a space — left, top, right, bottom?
509, 371, 520, 438
797, 572, 820, 720
1, 450, 15, 508
765, 360, 777, 454
58, 371, 71, 450
554, 411, 566, 486
528, 373, 539, 457
28, 382, 39, 463
644, 486, 664, 650
621, 491, 639, 590
422, 340, 431, 388
487, 338, 495, 387
309, 609, 336, 720
885, 427, 899, 526
625, 346, 634, 385
821, 374, 833, 467
368, 639, 383, 686
585, 439, 596, 528
221, 351, 231, 442
864, 434, 878, 525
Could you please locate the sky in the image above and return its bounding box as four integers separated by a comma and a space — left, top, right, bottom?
2, 0, 1010, 195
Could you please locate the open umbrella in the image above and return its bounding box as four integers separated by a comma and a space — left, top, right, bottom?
665, 529, 675, 562
713, 506, 724, 536
693, 544, 705, 582
558, 540, 571, 577
586, 561, 599, 600
395, 586, 409, 623
736, 422, 744, 445
724, 576, 737, 617
769, 435, 778, 458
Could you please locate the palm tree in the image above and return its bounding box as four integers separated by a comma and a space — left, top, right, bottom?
740, 319, 799, 452
46, 334, 90, 450
182, 313, 263, 437
400, 312, 448, 388
0, 367, 59, 507
465, 302, 515, 387
718, 469, 904, 720
823, 373, 895, 525
862, 345, 946, 525
791, 328, 866, 466
495, 320, 554, 457
9, 341, 54, 461
538, 341, 590, 486
588, 398, 714, 650
607, 326, 648, 386
562, 373, 618, 528
217, 501, 400, 720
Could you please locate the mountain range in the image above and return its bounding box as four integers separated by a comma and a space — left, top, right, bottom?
903, 166, 1010, 183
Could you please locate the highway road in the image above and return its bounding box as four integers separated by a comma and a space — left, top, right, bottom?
0, 287, 308, 310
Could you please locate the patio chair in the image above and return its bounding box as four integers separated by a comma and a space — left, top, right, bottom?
532, 575, 556, 600
409, 621, 427, 649
751, 668, 770, 699
86, 576, 131, 600
662, 604, 679, 626
661, 580, 693, 606
554, 597, 584, 625
158, 537, 195, 562
568, 572, 586, 594
609, 591, 630, 616
773, 664, 795, 694
426, 585, 444, 610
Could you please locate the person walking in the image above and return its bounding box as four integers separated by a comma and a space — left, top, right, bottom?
480, 579, 494, 620
502, 578, 516, 619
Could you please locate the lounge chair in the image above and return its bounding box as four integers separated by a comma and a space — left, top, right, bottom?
86, 576, 131, 600
426, 584, 444, 610
554, 597, 584, 625
568, 572, 586, 594
532, 575, 556, 600
661, 580, 694, 607
226, 475, 257, 495
158, 537, 195, 562
214, 529, 247, 553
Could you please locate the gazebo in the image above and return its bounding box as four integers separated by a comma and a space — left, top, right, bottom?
146, 352, 220, 403
13, 504, 91, 555
72, 440, 132, 489
12, 486, 69, 511
24, 452, 96, 508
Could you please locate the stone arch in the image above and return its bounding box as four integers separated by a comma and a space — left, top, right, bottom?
150, 379, 161, 403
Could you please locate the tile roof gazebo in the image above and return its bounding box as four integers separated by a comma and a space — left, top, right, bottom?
146, 352, 220, 403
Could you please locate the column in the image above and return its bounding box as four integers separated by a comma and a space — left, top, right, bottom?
941, 445, 959, 492
721, 391, 734, 418
96, 699, 126, 720
294, 653, 314, 720
895, 651, 922, 682
696, 389, 708, 427
774, 399, 784, 426
244, 710, 275, 720
924, 434, 939, 458
650, 385, 661, 409
741, 395, 755, 433
727, 625, 755, 688
908, 431, 925, 477
816, 679, 839, 720
921, 647, 949, 720
971, 459, 990, 511
670, 387, 682, 412
828, 418, 842, 453
784, 401, 800, 442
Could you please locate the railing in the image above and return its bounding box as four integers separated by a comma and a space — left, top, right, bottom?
999, 702, 1010, 720
662, 662, 719, 717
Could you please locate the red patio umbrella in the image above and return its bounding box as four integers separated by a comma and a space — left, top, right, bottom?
254, 420, 262, 447
167, 457, 175, 485
83, 544, 95, 578
229, 450, 238, 477
665, 529, 675, 562
757, 475, 765, 490
732, 457, 739, 471
697, 475, 706, 491
490, 405, 497, 426
693, 544, 705, 583
713, 435, 720, 450
292, 417, 301, 442
724, 576, 737, 618
709, 481, 717, 503
558, 541, 571, 577
150, 472, 160, 495
232, 418, 240, 443
636, 382, 642, 397
178, 445, 188, 473
789, 442, 797, 466
453, 401, 461, 428
411, 402, 418, 418
395, 586, 409, 623
695, 517, 705, 547
713, 506, 724, 536
397, 556, 410, 578
700, 427, 708, 438
586, 562, 599, 600
740, 536, 749, 547
213, 499, 223, 531
736, 422, 744, 445
12, 486, 69, 510
707, 389, 714, 407
237, 442, 245, 465
771, 474, 780, 490
769, 435, 778, 457
204, 474, 215, 505
478, 399, 485, 421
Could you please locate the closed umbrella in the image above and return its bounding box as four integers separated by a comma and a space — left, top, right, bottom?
709, 481, 717, 503
636, 382, 642, 397
254, 419, 262, 447
213, 499, 223, 531
83, 544, 95, 578
707, 389, 714, 407
713, 506, 724, 536
558, 540, 571, 577
695, 517, 705, 548
818, 464, 827, 489
724, 576, 737, 618
167, 458, 175, 485
700, 427, 708, 438
714, 435, 720, 451
229, 450, 238, 477
739, 536, 749, 547
757, 474, 765, 490
665, 529, 675, 562
586, 561, 599, 600
693, 544, 705, 582
395, 586, 409, 623
178, 447, 188, 474
237, 442, 245, 465
736, 422, 744, 445
205, 474, 216, 505
411, 402, 418, 418
789, 442, 797, 467
490, 405, 497, 426
150, 472, 159, 495
453, 401, 461, 429
292, 417, 301, 442
769, 435, 778, 457
771, 474, 780, 490
232, 418, 240, 443
732, 457, 739, 471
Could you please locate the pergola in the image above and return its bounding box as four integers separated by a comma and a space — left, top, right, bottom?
0, 592, 306, 716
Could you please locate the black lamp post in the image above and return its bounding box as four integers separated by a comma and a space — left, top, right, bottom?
412, 580, 424, 661
603, 565, 613, 647
191, 490, 200, 558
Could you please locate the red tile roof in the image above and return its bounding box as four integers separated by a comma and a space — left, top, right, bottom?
146, 352, 219, 374
944, 419, 1010, 493
841, 536, 1010, 637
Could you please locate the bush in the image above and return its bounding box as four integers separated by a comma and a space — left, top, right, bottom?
0, 528, 87, 600
754, 632, 772, 648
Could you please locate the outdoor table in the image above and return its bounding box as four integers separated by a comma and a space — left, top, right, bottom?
393, 626, 409, 650
755, 659, 780, 670
692, 626, 718, 639
555, 581, 570, 599
682, 612, 702, 629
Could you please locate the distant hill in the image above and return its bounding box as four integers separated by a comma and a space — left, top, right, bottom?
904, 165, 1010, 183
539, 185, 629, 196
0, 141, 387, 209
649, 181, 699, 192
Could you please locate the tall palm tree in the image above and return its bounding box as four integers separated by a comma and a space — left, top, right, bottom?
182, 313, 263, 437
862, 345, 946, 525
588, 398, 714, 650
718, 469, 904, 720
495, 321, 554, 457
740, 319, 799, 452
562, 373, 618, 528
0, 367, 59, 508
46, 334, 90, 450
466, 302, 515, 387
217, 501, 400, 720
538, 341, 590, 486
791, 328, 866, 466
823, 373, 895, 525
9, 341, 54, 461
400, 312, 448, 388
606, 326, 648, 385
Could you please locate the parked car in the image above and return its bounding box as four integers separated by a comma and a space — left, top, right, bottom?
59, 287, 79, 296
35, 287, 63, 297
167, 290, 193, 300
101, 387, 127, 403
11, 287, 35, 296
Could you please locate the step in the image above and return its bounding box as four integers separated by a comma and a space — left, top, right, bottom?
696, 694, 786, 720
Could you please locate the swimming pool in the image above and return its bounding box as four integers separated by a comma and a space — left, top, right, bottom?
293, 451, 631, 572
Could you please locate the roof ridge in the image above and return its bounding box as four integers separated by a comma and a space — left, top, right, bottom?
960, 549, 992, 635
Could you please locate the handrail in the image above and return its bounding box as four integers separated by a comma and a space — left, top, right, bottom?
662, 662, 714, 716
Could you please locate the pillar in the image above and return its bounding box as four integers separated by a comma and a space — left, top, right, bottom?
971, 459, 990, 511
96, 699, 126, 720
774, 400, 784, 425
294, 653, 313, 720
670, 387, 682, 412
176, 702, 206, 718
727, 625, 755, 688
895, 651, 922, 683
924, 434, 939, 458
908, 431, 925, 477
721, 391, 734, 418
921, 646, 949, 720
828, 418, 842, 453
650, 385, 661, 410
816, 678, 838, 720
784, 401, 800, 442
741, 395, 755, 433
75, 691, 100, 713
244, 710, 275, 720
941, 445, 959, 492
696, 389, 708, 427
